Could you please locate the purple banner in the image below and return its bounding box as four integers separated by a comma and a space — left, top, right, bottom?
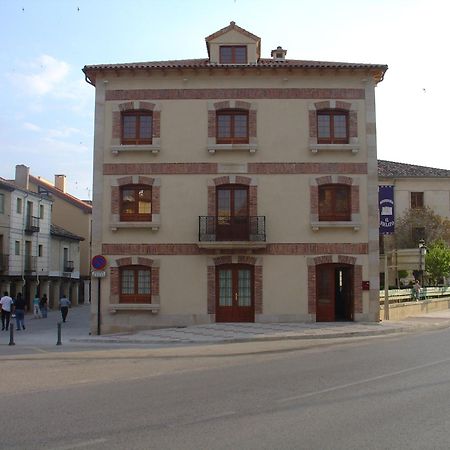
379, 185, 394, 234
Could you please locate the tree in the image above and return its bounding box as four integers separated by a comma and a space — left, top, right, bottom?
394, 207, 450, 249
425, 240, 450, 286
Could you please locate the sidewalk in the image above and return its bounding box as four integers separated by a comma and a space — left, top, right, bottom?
3, 304, 450, 347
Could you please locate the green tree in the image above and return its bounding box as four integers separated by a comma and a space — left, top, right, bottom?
425, 240, 450, 286
394, 207, 450, 249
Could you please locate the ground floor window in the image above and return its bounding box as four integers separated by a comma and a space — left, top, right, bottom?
120, 265, 151, 303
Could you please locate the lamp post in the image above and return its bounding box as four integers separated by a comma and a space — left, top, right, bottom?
419, 239, 427, 287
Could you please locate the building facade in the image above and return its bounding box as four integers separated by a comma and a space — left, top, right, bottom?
84, 22, 387, 333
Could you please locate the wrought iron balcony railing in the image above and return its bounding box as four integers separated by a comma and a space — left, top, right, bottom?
25, 215, 40, 233
64, 260, 74, 272
199, 216, 266, 242
0, 254, 8, 272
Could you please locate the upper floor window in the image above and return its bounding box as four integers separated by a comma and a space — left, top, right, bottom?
319, 184, 351, 221
219, 45, 247, 64
216, 109, 249, 144
39, 204, 44, 219
15, 241, 20, 256
16, 198, 22, 214
0, 193, 4, 214
411, 192, 424, 209
317, 109, 349, 144
121, 110, 152, 145
120, 265, 151, 304
120, 185, 152, 222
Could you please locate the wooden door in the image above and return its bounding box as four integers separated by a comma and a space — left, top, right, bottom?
216, 265, 254, 322
316, 264, 335, 322
216, 185, 249, 240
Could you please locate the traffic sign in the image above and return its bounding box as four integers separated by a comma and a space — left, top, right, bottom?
91, 255, 107, 270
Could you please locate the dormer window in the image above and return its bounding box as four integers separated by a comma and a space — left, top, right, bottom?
271, 46, 287, 60
219, 46, 247, 64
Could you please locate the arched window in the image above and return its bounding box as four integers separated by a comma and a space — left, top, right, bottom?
319, 184, 351, 221
317, 109, 349, 144
216, 109, 249, 144
120, 265, 151, 303
121, 110, 153, 144
120, 185, 152, 221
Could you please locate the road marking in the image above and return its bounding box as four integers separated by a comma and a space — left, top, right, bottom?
278, 356, 450, 403
49, 438, 108, 449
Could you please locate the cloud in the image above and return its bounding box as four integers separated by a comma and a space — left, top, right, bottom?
23, 122, 42, 132
14, 54, 70, 97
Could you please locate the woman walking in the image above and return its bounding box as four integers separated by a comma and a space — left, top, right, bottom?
14, 292, 26, 330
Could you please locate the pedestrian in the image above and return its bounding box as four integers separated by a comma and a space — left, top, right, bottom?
412, 280, 421, 301
59, 293, 71, 323
32, 294, 41, 318
39, 294, 48, 318
1, 291, 13, 331
13, 292, 26, 330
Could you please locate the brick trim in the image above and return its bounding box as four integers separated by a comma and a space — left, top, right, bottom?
102, 243, 368, 255
104, 162, 368, 175
106, 88, 365, 101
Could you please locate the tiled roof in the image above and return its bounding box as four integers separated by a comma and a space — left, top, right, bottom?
29, 175, 92, 213
50, 224, 84, 241
378, 160, 450, 178
0, 177, 15, 191
83, 58, 388, 85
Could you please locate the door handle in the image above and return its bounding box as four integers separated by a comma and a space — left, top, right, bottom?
234, 292, 238, 302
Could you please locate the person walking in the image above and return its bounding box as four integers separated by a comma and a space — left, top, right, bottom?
39, 294, 48, 318
1, 291, 13, 331
13, 292, 26, 330
412, 280, 421, 301
59, 293, 71, 323
32, 294, 41, 318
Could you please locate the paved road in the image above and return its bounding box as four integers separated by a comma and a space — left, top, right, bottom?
2, 324, 450, 449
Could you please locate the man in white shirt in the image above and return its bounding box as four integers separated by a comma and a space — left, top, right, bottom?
1, 291, 13, 331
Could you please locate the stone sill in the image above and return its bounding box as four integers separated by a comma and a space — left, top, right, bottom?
309, 144, 359, 154
110, 221, 160, 232
197, 241, 267, 249
111, 144, 160, 155
109, 303, 160, 314
311, 221, 361, 231
208, 144, 257, 154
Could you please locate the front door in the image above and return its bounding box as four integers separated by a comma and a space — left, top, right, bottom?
316, 264, 354, 322
216, 185, 249, 240
216, 264, 254, 322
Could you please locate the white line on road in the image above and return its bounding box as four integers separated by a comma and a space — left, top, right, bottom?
278, 356, 450, 403
49, 438, 108, 449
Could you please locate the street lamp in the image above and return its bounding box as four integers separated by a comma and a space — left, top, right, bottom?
419, 239, 427, 286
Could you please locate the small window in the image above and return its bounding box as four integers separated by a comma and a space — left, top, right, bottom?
319, 184, 351, 221
121, 110, 152, 145
317, 109, 349, 144
39, 204, 44, 219
120, 185, 152, 222
38, 245, 43, 257
15, 241, 20, 256
216, 109, 249, 144
219, 46, 247, 64
120, 265, 151, 303
0, 193, 4, 213
16, 198, 22, 214
411, 192, 424, 209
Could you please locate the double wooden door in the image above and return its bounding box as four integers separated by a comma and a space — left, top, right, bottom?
216, 264, 254, 322
216, 185, 249, 241
316, 264, 354, 322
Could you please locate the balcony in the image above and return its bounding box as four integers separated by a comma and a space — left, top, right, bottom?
198, 216, 266, 249
24, 255, 37, 272
0, 254, 8, 272
63, 260, 74, 272
25, 215, 40, 233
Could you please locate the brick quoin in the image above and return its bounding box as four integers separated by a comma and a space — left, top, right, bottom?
110, 267, 119, 296
137, 257, 154, 266
207, 266, 215, 314
103, 162, 368, 176
152, 267, 160, 296
111, 186, 119, 214
112, 112, 121, 139
116, 257, 133, 267
153, 110, 161, 138
354, 265, 363, 313
105, 88, 366, 101
208, 111, 216, 138
255, 266, 263, 314
308, 266, 316, 314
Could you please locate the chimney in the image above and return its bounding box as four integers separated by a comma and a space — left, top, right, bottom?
271, 46, 287, 60
54, 174, 67, 193
15, 164, 30, 190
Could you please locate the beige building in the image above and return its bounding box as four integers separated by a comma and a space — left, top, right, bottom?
84, 22, 387, 333
20, 165, 92, 303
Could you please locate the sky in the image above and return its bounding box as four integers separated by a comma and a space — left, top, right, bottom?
0, 0, 448, 198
